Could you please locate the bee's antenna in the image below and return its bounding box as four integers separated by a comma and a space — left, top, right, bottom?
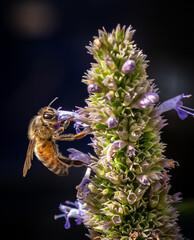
48, 97, 58, 107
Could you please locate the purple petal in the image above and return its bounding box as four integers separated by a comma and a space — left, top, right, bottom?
75, 218, 82, 225
57, 110, 78, 122
65, 219, 71, 229
67, 148, 90, 163
145, 93, 159, 104
155, 94, 183, 115
126, 143, 136, 157
139, 97, 152, 108
77, 179, 90, 200
73, 122, 90, 134
112, 140, 128, 151
176, 107, 188, 120
55, 201, 85, 229
136, 175, 150, 186
121, 59, 136, 74
107, 116, 118, 129
176, 100, 183, 107
87, 83, 104, 93
155, 93, 194, 119
132, 92, 159, 109
59, 203, 70, 213
74, 122, 82, 133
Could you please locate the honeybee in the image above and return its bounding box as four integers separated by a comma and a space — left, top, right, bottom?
23, 98, 87, 177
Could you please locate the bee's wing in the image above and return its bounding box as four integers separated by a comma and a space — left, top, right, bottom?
23, 137, 36, 177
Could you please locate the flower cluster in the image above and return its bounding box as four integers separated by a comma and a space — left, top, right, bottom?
54, 201, 85, 229
55, 25, 192, 239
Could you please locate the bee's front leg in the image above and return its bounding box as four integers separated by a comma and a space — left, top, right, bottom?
54, 126, 64, 135
53, 132, 87, 141
63, 117, 74, 130
54, 116, 74, 135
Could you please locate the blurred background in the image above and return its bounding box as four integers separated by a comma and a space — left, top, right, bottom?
1, 0, 194, 239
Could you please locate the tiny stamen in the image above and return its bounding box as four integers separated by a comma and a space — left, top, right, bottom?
184, 94, 192, 98
178, 107, 194, 116
54, 214, 66, 220
65, 201, 76, 206
180, 105, 194, 112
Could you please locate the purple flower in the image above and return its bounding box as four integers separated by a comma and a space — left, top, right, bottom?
126, 143, 136, 157
73, 122, 90, 134
136, 175, 150, 186
139, 93, 159, 108
156, 94, 194, 120
57, 110, 78, 122
132, 93, 159, 109
73, 122, 83, 133
87, 83, 104, 93
54, 201, 85, 229
76, 168, 91, 201
56, 109, 90, 133
121, 59, 136, 74
67, 148, 91, 164
112, 140, 128, 151
107, 116, 118, 129
77, 179, 90, 200
171, 192, 182, 203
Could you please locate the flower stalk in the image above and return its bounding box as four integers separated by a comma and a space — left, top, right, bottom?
56, 25, 193, 239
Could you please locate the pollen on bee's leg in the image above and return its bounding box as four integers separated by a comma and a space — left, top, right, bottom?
74, 132, 87, 140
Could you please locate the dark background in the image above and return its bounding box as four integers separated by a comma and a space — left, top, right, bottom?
1, 0, 194, 239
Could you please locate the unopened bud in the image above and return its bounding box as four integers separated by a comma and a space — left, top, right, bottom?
87, 83, 103, 93
107, 116, 118, 129
121, 59, 136, 74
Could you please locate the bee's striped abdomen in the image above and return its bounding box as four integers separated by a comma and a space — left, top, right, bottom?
35, 140, 68, 176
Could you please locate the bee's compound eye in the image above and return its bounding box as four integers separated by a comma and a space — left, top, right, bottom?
43, 113, 54, 119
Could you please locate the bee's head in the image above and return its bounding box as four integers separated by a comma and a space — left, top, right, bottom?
38, 106, 58, 125
38, 97, 60, 125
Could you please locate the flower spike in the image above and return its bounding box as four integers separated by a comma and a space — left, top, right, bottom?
55, 25, 187, 240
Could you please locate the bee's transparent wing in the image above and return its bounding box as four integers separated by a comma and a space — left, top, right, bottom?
23, 137, 36, 177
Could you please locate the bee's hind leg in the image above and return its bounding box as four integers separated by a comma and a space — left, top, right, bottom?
53, 132, 87, 141
58, 153, 84, 167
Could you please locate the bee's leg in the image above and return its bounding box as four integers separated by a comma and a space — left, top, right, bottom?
58, 153, 84, 167
63, 117, 73, 130
53, 132, 87, 141
54, 126, 64, 135
54, 117, 74, 136
52, 140, 60, 155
